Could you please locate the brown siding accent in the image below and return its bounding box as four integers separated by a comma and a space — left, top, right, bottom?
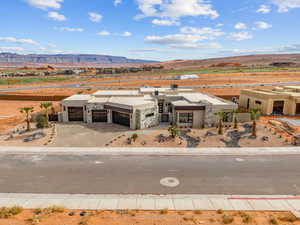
104, 105, 133, 113
175, 106, 205, 110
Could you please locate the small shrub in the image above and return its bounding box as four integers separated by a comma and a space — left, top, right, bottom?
209, 218, 215, 223
168, 126, 179, 138
242, 214, 252, 223
9, 206, 23, 215
0, 207, 12, 219
193, 210, 202, 215
278, 214, 297, 222
35, 114, 48, 129
43, 205, 65, 214
160, 208, 168, 214
79, 216, 90, 225
269, 217, 278, 225
131, 133, 138, 142
27, 215, 41, 225
33, 208, 42, 215
217, 209, 224, 214
222, 214, 234, 224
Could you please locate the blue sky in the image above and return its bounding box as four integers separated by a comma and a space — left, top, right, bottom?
0, 0, 300, 61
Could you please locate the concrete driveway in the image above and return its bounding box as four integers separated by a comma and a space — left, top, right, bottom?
51, 123, 129, 147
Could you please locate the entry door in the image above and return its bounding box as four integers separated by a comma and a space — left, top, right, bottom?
272, 101, 284, 115
296, 103, 300, 115
68, 107, 84, 121
92, 110, 107, 122
112, 111, 130, 127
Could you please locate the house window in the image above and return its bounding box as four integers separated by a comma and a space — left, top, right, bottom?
63, 106, 66, 111
179, 112, 193, 123
167, 103, 173, 113
255, 100, 262, 105
158, 101, 164, 113
146, 113, 154, 118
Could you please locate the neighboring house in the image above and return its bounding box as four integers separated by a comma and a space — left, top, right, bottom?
240, 86, 300, 115
176, 74, 199, 80
60, 86, 237, 129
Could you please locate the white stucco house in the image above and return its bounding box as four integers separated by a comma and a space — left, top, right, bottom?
60, 86, 237, 130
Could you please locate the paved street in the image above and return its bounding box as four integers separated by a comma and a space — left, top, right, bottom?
0, 154, 299, 195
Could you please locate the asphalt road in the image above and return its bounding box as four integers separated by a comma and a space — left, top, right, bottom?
0, 154, 299, 195
2, 79, 300, 92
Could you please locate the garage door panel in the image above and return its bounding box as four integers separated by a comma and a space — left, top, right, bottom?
112, 111, 130, 127
92, 110, 108, 122
68, 107, 84, 121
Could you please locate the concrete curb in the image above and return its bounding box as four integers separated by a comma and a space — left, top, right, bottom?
0, 194, 299, 211
0, 147, 299, 155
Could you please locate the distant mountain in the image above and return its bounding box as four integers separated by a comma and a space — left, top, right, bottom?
157, 54, 300, 69
0, 53, 157, 66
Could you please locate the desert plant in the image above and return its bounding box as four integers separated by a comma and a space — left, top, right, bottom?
43, 205, 65, 214
33, 208, 42, 215
131, 133, 138, 142
217, 209, 224, 214
222, 214, 234, 224
40, 102, 53, 127
27, 215, 41, 225
278, 214, 297, 222
20, 107, 34, 131
232, 109, 239, 129
193, 210, 202, 215
269, 217, 278, 225
250, 109, 261, 138
215, 112, 227, 135
35, 114, 48, 129
168, 125, 179, 138
9, 206, 23, 215
160, 208, 168, 214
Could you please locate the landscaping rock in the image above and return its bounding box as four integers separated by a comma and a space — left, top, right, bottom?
80, 211, 87, 217
68, 212, 75, 216
261, 136, 269, 141
23, 132, 46, 142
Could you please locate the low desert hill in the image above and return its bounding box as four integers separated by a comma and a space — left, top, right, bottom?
0, 53, 157, 67
156, 54, 300, 69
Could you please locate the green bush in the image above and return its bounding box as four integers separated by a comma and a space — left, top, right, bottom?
168, 126, 179, 138
131, 133, 138, 142
36, 114, 48, 129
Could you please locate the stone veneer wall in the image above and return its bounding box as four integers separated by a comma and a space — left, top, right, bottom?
204, 104, 214, 128
136, 107, 159, 129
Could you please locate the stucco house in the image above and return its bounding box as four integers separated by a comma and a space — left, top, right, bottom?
240, 86, 300, 115
60, 86, 237, 130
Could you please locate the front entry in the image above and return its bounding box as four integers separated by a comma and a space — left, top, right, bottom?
296, 103, 300, 115
68, 107, 84, 121
92, 110, 107, 122
272, 101, 284, 115
112, 111, 130, 127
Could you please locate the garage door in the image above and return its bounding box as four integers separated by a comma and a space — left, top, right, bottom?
92, 110, 107, 122
112, 111, 130, 127
68, 107, 84, 121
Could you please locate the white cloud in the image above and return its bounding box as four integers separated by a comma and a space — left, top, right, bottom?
229, 31, 253, 41
152, 19, 180, 26
136, 0, 219, 20
216, 23, 224, 27
114, 0, 122, 6
234, 22, 247, 30
0, 37, 38, 45
145, 34, 221, 49
89, 12, 103, 22
122, 31, 132, 37
98, 30, 111, 36
25, 0, 64, 10
48, 11, 66, 21
55, 27, 84, 32
0, 47, 24, 52
271, 0, 300, 12
180, 27, 225, 38
254, 21, 272, 30
257, 5, 271, 14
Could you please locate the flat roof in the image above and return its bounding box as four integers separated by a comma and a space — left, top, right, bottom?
181, 93, 228, 105
108, 97, 154, 107
63, 94, 91, 101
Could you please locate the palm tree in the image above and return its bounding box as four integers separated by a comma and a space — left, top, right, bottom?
250, 109, 261, 138
215, 112, 227, 135
20, 107, 34, 131
232, 109, 240, 129
40, 102, 53, 127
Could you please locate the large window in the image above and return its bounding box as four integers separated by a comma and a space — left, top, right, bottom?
158, 101, 164, 113
179, 112, 193, 123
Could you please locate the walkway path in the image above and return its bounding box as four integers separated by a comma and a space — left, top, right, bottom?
1, 194, 300, 211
